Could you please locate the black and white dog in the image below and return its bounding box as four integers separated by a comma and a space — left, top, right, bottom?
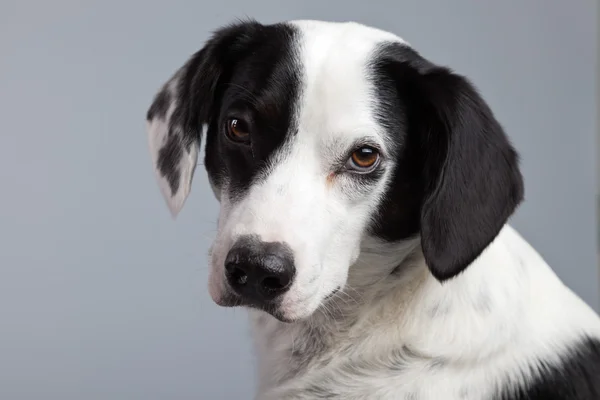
145, 20, 600, 399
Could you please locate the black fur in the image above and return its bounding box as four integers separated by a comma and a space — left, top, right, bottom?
146, 88, 170, 121
148, 23, 524, 283
369, 42, 524, 281
496, 337, 600, 400
146, 20, 600, 399
209, 21, 300, 199
146, 20, 301, 201
157, 133, 184, 194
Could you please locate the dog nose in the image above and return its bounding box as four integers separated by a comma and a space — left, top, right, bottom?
224, 237, 295, 303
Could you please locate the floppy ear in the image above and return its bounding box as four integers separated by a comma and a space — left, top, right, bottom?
420, 70, 523, 280
146, 21, 262, 216
388, 46, 524, 280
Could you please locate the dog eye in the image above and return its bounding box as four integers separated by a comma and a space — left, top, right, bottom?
346, 146, 380, 172
226, 118, 250, 143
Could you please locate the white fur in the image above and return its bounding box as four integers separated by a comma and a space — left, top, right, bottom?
254, 226, 600, 399
208, 21, 406, 320
238, 21, 600, 399
147, 83, 200, 217
146, 20, 600, 399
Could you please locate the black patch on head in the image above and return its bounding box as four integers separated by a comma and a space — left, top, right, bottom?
203, 22, 301, 199
146, 20, 301, 200
368, 42, 524, 280
495, 337, 600, 400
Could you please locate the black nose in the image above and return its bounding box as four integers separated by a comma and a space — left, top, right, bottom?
224, 236, 295, 304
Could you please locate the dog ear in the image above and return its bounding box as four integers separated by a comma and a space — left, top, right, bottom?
385, 46, 524, 280
146, 21, 262, 217
420, 70, 524, 280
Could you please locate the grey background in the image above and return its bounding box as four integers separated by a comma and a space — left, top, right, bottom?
0, 0, 598, 399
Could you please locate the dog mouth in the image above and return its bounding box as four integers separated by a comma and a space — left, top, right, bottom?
215, 292, 295, 322
215, 286, 343, 323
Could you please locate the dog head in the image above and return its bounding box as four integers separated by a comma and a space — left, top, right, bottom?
146, 20, 523, 321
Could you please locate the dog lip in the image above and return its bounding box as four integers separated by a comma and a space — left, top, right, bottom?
244, 303, 297, 323
216, 282, 337, 323
265, 309, 296, 323
214, 290, 296, 322
214, 293, 241, 307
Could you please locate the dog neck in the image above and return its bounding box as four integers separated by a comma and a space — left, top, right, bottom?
248, 227, 600, 399
250, 225, 556, 393
248, 235, 433, 389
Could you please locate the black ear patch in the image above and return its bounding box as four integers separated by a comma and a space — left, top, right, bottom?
146, 89, 171, 121
146, 19, 301, 215
145, 20, 267, 216
418, 69, 524, 280
371, 43, 524, 280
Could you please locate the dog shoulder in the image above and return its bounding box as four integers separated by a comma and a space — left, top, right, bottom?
492, 226, 600, 399
497, 336, 600, 400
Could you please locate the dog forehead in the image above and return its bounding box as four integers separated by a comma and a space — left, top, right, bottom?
290, 20, 408, 142
290, 20, 407, 50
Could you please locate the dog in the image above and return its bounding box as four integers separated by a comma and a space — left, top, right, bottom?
145, 19, 600, 399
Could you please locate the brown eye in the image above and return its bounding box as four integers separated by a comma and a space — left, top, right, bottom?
348, 146, 380, 171
226, 118, 250, 143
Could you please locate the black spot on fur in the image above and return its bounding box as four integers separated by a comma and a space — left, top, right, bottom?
156, 133, 182, 194
495, 337, 600, 400
369, 42, 524, 281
